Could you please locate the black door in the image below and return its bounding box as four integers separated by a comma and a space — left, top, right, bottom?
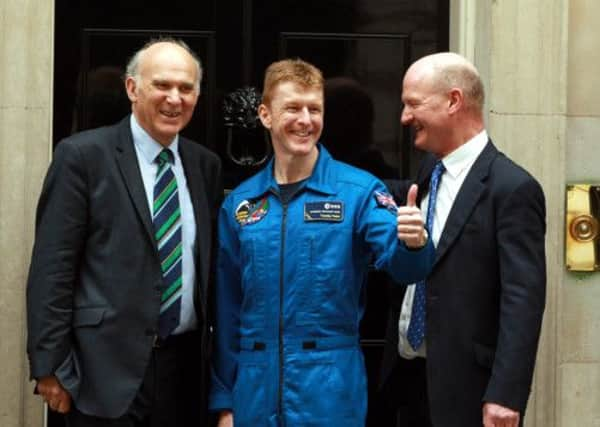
52, 2, 448, 426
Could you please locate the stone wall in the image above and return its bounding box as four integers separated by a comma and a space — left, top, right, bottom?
0, 0, 54, 426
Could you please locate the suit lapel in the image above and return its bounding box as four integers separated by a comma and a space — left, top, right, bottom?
114, 117, 156, 247
434, 141, 498, 266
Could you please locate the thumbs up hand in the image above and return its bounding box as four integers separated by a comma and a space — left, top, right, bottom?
397, 184, 428, 248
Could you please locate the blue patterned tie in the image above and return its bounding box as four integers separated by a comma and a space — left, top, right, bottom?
153, 149, 183, 339
407, 160, 445, 351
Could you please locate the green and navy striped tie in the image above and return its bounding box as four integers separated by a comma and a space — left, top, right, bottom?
153, 149, 182, 338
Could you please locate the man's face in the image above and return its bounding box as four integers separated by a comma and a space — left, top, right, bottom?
126, 43, 200, 146
258, 81, 323, 158
400, 67, 449, 154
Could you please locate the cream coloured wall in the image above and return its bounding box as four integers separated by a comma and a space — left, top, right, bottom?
561, 0, 600, 425
452, 0, 600, 425
487, 3, 567, 426
0, 0, 54, 426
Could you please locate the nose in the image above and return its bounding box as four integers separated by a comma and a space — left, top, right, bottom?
400, 105, 412, 125
297, 107, 310, 124
166, 88, 182, 104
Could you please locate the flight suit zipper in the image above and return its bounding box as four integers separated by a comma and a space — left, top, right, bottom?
278, 201, 288, 422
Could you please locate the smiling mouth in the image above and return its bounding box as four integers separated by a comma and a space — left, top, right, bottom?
161, 110, 181, 118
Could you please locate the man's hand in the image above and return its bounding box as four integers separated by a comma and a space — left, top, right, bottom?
217, 410, 233, 427
397, 184, 427, 248
36, 376, 71, 414
483, 402, 520, 427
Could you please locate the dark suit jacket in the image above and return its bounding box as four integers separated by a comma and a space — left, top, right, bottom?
26, 116, 222, 418
381, 141, 546, 427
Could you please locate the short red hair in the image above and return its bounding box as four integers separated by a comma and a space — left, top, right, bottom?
262, 58, 324, 105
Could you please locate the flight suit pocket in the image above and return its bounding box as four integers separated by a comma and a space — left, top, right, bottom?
287, 353, 355, 423
296, 269, 354, 327
239, 234, 266, 327
232, 353, 269, 426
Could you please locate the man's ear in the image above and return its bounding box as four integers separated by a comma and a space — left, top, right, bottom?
258, 104, 271, 129
447, 88, 464, 115
125, 77, 138, 103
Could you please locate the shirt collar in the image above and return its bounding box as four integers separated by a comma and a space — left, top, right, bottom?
440, 129, 488, 179
130, 114, 179, 165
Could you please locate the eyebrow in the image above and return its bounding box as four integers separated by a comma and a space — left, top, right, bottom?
152, 79, 195, 88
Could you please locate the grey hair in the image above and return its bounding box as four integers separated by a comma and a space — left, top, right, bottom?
428, 53, 484, 112
437, 64, 484, 112
125, 37, 203, 90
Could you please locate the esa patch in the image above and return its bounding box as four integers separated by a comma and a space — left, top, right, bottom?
304, 201, 344, 222
235, 197, 269, 226
374, 191, 398, 213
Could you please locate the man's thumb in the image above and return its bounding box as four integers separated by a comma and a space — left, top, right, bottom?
406, 184, 418, 207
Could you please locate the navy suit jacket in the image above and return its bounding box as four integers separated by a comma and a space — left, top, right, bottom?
381, 141, 546, 426
26, 116, 222, 418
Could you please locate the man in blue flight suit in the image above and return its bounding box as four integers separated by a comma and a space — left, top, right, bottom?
210, 59, 435, 427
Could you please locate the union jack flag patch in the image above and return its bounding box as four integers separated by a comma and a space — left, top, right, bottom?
374, 191, 398, 213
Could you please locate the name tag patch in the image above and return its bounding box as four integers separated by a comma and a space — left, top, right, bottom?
304, 201, 344, 222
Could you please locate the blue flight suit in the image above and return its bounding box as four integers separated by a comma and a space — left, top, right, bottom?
210, 145, 434, 426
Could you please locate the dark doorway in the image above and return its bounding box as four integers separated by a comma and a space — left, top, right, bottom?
51, 1, 448, 426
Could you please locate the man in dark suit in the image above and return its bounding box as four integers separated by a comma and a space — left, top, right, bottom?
380, 52, 546, 427
26, 38, 222, 426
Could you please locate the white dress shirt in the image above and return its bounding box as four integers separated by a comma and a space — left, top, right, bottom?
130, 115, 198, 334
398, 130, 489, 358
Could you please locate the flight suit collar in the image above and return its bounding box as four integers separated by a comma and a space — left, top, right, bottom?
246, 144, 337, 199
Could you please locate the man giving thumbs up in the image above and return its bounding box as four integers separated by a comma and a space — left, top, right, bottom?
397, 184, 428, 249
